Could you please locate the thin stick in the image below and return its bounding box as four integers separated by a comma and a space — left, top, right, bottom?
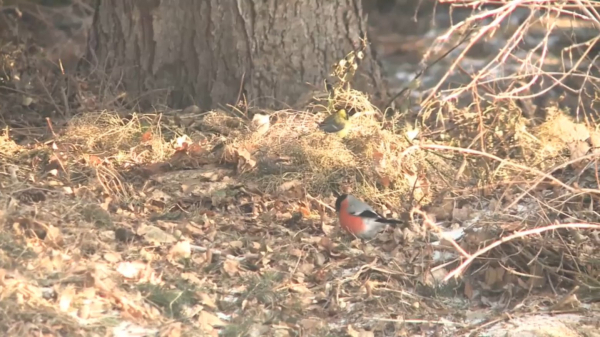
383, 31, 472, 111
306, 193, 335, 212
367, 317, 468, 327
398, 144, 600, 208
444, 223, 600, 281
413, 208, 471, 259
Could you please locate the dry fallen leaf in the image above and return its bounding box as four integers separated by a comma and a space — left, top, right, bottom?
318, 236, 334, 250
300, 318, 326, 332
188, 142, 206, 157
299, 263, 315, 275
116, 261, 148, 279
528, 264, 546, 288
488, 198, 500, 212
464, 278, 474, 299
364, 280, 375, 297
569, 140, 590, 170
251, 113, 270, 136
223, 259, 240, 276
160, 322, 182, 337
452, 205, 472, 222
198, 292, 217, 309
406, 127, 420, 141
278, 180, 302, 193
500, 222, 523, 231
138, 225, 177, 244
181, 272, 204, 286
228, 241, 244, 249
403, 169, 429, 200
348, 325, 374, 337
372, 150, 385, 165
58, 284, 76, 312
175, 135, 193, 151
103, 252, 122, 263
250, 241, 262, 251
169, 241, 191, 260
299, 205, 311, 218
483, 267, 498, 289
288, 282, 311, 294
236, 147, 257, 173
424, 268, 449, 286
78, 302, 91, 319
289, 248, 304, 258
45, 225, 64, 247
86, 154, 103, 166
141, 131, 153, 143
378, 174, 391, 189
198, 310, 225, 334
321, 223, 335, 237
21, 95, 33, 106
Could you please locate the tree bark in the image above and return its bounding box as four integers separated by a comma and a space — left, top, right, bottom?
87, 0, 387, 110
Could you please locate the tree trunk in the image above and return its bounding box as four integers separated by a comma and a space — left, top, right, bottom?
87, 0, 387, 110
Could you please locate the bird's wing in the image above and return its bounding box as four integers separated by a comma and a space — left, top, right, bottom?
346, 196, 383, 218
376, 217, 403, 225
346, 196, 403, 224
351, 209, 383, 219
318, 119, 345, 133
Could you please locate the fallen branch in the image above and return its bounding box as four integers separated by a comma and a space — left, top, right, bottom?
444, 222, 600, 281
398, 144, 600, 210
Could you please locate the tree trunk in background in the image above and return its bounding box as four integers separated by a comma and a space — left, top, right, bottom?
87, 0, 387, 110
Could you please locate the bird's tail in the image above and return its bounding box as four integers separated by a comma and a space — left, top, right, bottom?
377, 218, 403, 225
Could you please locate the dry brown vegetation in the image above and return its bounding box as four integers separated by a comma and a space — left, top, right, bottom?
2, 1, 600, 336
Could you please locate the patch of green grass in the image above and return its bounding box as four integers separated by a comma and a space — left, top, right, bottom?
0, 298, 101, 336
240, 272, 286, 308
220, 318, 256, 337
137, 283, 197, 319
0, 232, 37, 267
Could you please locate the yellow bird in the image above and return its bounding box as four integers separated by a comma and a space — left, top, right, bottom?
318, 109, 350, 138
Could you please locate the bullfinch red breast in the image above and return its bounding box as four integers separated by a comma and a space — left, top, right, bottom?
335, 194, 403, 239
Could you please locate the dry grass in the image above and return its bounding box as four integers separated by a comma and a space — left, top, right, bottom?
2, 0, 600, 336
2, 82, 599, 335
200, 89, 456, 214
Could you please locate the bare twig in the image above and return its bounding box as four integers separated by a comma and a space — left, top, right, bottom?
398, 144, 600, 208
412, 208, 471, 259
444, 223, 600, 281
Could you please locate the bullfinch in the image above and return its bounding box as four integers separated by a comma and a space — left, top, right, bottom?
334, 194, 403, 239
318, 109, 350, 138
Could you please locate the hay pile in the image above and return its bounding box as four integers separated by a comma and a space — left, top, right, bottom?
198, 90, 453, 210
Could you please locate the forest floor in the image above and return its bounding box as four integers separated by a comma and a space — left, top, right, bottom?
1, 1, 600, 337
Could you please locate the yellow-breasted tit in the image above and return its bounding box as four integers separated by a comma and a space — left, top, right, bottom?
335, 194, 404, 239
318, 109, 350, 138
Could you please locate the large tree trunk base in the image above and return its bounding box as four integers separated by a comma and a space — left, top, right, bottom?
87, 0, 387, 111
